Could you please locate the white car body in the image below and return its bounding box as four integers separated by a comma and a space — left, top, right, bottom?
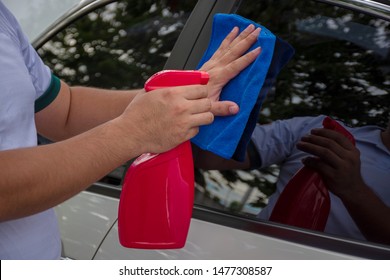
5, 0, 390, 259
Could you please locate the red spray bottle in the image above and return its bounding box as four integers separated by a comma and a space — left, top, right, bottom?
269, 116, 355, 231
118, 70, 209, 249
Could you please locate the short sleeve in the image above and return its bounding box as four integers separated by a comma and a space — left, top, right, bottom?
0, 1, 58, 110
18, 27, 54, 102
250, 115, 326, 168
34, 74, 61, 112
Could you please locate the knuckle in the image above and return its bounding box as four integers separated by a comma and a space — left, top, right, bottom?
178, 120, 189, 131
191, 127, 199, 138
350, 148, 361, 161
201, 87, 209, 98
172, 103, 187, 115
207, 112, 214, 124
205, 98, 212, 111
319, 148, 332, 159
334, 133, 346, 143
161, 87, 174, 98
322, 139, 335, 149
355, 148, 361, 157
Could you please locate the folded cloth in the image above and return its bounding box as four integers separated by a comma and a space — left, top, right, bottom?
191, 13, 295, 161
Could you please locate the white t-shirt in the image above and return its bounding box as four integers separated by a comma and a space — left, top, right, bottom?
252, 115, 390, 241
0, 1, 61, 259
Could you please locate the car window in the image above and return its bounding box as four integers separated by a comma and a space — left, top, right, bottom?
38, 0, 198, 186
194, 0, 389, 241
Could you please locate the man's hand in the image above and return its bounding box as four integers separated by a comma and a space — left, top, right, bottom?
296, 127, 366, 200
200, 24, 261, 116
297, 126, 390, 244
118, 84, 213, 155
119, 25, 261, 155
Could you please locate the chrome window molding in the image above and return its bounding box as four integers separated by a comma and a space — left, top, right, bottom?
316, 0, 390, 20
86, 184, 390, 259
32, 0, 117, 48
192, 205, 390, 260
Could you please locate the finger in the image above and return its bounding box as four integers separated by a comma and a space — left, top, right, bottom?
220, 27, 261, 65
200, 27, 240, 70
190, 111, 215, 127
210, 25, 256, 62
296, 139, 342, 169
228, 24, 257, 49
211, 101, 239, 116
186, 127, 200, 140
301, 156, 335, 179
172, 85, 208, 100
207, 24, 260, 67
299, 133, 349, 159
212, 26, 241, 56
229, 24, 261, 48
311, 128, 355, 150
188, 98, 212, 114
221, 47, 261, 80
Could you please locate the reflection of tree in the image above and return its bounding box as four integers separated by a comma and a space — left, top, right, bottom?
38, 0, 197, 186
195, 166, 278, 217
38, 0, 389, 219
39, 0, 195, 89
239, 0, 390, 127
195, 0, 389, 217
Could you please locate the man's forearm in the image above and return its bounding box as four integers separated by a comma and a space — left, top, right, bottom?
64, 86, 142, 134
341, 184, 390, 245
0, 117, 140, 221
35, 81, 143, 141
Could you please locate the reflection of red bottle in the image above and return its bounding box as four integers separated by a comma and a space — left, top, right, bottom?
269, 116, 355, 231
118, 70, 209, 249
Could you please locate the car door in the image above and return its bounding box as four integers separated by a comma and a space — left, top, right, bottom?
94, 0, 390, 259
35, 0, 390, 259
35, 0, 200, 259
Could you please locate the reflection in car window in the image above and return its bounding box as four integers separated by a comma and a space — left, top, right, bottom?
38, 0, 198, 186
194, 0, 389, 229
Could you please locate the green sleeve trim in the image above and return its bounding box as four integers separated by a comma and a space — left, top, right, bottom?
34, 74, 61, 113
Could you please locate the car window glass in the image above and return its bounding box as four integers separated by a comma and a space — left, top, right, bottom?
38, 0, 198, 186
194, 0, 389, 242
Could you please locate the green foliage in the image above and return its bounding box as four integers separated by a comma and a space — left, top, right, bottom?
39, 0, 196, 89
239, 0, 390, 127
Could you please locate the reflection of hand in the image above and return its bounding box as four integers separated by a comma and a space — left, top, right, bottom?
119, 85, 213, 154
296, 128, 367, 200
199, 25, 261, 116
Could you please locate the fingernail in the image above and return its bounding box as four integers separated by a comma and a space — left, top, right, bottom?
229, 105, 239, 114
252, 46, 261, 54
244, 24, 255, 32
230, 26, 238, 33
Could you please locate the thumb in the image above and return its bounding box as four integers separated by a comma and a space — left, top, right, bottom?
211, 101, 239, 116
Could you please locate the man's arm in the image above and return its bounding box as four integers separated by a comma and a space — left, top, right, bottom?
298, 128, 390, 245
36, 24, 262, 141
0, 24, 261, 221
192, 144, 252, 170
35, 83, 142, 141
1, 84, 215, 222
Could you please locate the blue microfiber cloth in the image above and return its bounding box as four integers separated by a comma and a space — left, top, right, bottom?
191, 13, 295, 161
